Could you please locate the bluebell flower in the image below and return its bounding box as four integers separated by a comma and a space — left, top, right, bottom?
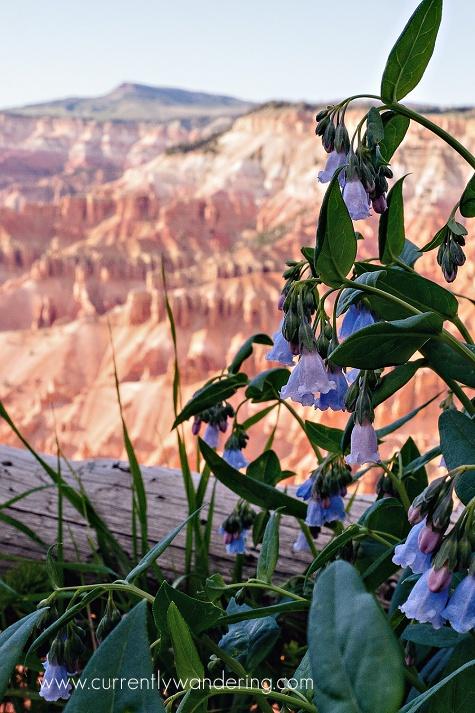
266, 321, 294, 366
40, 657, 72, 702
305, 495, 346, 527
442, 574, 475, 633
296, 476, 314, 501
346, 368, 360, 385
392, 519, 432, 574
339, 303, 376, 340
399, 570, 450, 629
220, 528, 248, 555
342, 177, 371, 220
203, 423, 220, 448
318, 150, 347, 183
292, 531, 311, 552
314, 367, 348, 411
280, 349, 335, 406
223, 447, 249, 470
345, 420, 380, 466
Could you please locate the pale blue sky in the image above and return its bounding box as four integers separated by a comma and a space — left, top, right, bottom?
0, 0, 473, 109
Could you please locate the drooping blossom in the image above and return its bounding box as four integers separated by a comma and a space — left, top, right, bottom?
345, 420, 380, 466
203, 423, 220, 448
292, 531, 311, 552
220, 528, 248, 555
318, 150, 347, 183
314, 366, 348, 411
223, 446, 249, 470
305, 495, 346, 528
342, 177, 371, 220
40, 657, 72, 703
339, 304, 376, 340
392, 519, 432, 574
296, 476, 314, 501
399, 570, 450, 629
280, 349, 335, 406
266, 321, 294, 366
442, 574, 475, 633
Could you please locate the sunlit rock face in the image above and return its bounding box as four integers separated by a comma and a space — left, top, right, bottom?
0, 100, 474, 483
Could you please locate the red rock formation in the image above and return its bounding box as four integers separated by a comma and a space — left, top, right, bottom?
0, 104, 473, 482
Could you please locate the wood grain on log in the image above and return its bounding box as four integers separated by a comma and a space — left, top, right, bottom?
0, 445, 375, 580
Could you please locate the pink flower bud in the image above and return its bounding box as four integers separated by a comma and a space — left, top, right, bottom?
418, 524, 442, 554
218, 419, 228, 433
191, 418, 201, 436
408, 505, 423, 525
428, 565, 452, 593
372, 194, 387, 214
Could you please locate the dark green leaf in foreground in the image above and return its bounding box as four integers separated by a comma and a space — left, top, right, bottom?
309, 561, 404, 713
460, 173, 475, 217
0, 608, 47, 700
372, 360, 425, 407
439, 410, 475, 505
380, 111, 411, 161
167, 602, 204, 684
173, 373, 248, 427
245, 367, 289, 402
401, 623, 468, 649
153, 582, 222, 638
199, 439, 306, 519
65, 601, 165, 713
429, 637, 475, 713
329, 312, 442, 369
378, 176, 406, 263
315, 175, 357, 287
256, 509, 281, 583
228, 333, 273, 374
422, 338, 475, 388
305, 421, 344, 453
381, 0, 443, 102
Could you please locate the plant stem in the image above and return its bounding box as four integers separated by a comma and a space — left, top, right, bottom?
51, 581, 155, 604
279, 398, 323, 462
225, 580, 308, 603
453, 316, 474, 345
443, 377, 475, 416
203, 686, 317, 713
389, 102, 475, 170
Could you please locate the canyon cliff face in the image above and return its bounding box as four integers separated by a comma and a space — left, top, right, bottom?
0, 101, 474, 479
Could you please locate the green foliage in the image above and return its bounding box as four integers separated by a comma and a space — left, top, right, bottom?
308, 561, 404, 713
315, 175, 357, 286
381, 0, 443, 101
0, 609, 47, 699
378, 176, 407, 262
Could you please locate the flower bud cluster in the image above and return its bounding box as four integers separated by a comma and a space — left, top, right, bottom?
394, 477, 475, 631
96, 595, 122, 643
220, 501, 256, 556
437, 220, 467, 283
223, 426, 250, 470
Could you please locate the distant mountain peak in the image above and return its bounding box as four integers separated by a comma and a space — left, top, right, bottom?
5, 83, 255, 123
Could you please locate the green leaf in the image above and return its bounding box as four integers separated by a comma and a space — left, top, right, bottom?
380, 111, 411, 161
306, 524, 364, 577
256, 510, 281, 583
399, 238, 422, 267
422, 223, 449, 252
246, 450, 289, 485
217, 600, 308, 626
336, 270, 383, 316
245, 367, 289, 402
439, 410, 475, 505
401, 623, 467, 649
153, 582, 222, 638
399, 437, 429, 502
356, 499, 410, 590
305, 421, 344, 453
228, 333, 273, 374
366, 107, 384, 148
399, 659, 475, 713
0, 609, 47, 700
381, 0, 443, 102
360, 268, 458, 321
308, 560, 404, 713
125, 508, 201, 582
315, 175, 357, 287
329, 313, 442, 369
378, 176, 406, 263
0, 512, 47, 548
429, 637, 475, 712
241, 404, 276, 430
173, 373, 248, 427
65, 601, 165, 712
167, 602, 205, 684
460, 173, 475, 218
292, 651, 314, 701
422, 339, 475, 388
199, 439, 306, 519
372, 360, 425, 407
218, 600, 280, 672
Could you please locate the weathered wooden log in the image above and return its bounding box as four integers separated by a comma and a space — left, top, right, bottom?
0, 445, 375, 580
